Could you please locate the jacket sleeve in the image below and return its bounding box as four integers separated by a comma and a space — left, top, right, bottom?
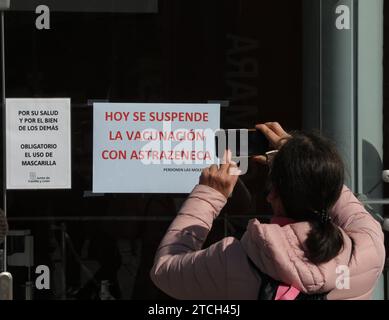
329, 185, 386, 297
150, 184, 259, 300
330, 186, 385, 245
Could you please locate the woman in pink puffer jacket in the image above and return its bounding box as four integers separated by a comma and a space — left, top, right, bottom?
150, 123, 386, 300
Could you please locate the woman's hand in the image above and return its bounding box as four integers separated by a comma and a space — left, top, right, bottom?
253, 122, 291, 165
199, 150, 241, 199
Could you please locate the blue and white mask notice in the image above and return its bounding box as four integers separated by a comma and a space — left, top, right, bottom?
6, 98, 71, 190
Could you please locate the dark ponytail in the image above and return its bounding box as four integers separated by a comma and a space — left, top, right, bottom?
305, 220, 343, 264
270, 131, 344, 264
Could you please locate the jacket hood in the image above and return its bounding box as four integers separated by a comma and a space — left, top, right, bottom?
240, 219, 353, 294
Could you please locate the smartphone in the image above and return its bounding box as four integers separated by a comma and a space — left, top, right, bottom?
215, 129, 269, 158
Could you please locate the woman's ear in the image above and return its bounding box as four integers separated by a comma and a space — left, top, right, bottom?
267, 188, 285, 217
266, 187, 277, 203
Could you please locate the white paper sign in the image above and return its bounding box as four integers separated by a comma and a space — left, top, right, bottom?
6, 98, 71, 189
93, 103, 220, 193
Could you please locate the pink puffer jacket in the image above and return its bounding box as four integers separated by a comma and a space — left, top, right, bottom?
150, 185, 386, 300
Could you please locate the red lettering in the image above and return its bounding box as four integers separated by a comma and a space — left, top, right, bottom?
101, 150, 127, 160
133, 112, 146, 122
109, 131, 123, 141
105, 112, 130, 122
